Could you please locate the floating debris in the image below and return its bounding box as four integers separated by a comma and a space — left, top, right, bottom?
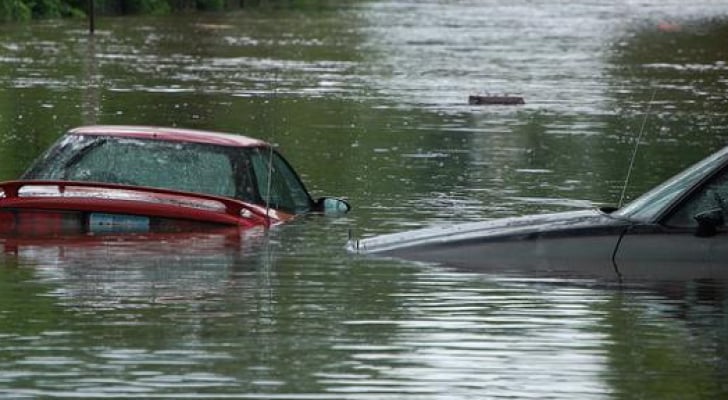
468, 95, 525, 105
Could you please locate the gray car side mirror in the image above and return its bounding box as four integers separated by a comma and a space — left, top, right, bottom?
694, 208, 724, 237
315, 197, 351, 214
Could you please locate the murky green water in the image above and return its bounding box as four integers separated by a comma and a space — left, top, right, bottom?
1, 1, 728, 398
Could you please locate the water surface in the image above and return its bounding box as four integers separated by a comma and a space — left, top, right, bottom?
1, 1, 728, 398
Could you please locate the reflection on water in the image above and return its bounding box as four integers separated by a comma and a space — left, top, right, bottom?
1, 0, 728, 398
2, 227, 728, 398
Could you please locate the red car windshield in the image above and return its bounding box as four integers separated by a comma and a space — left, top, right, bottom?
22, 134, 313, 214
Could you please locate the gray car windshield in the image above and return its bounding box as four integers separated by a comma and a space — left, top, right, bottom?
615, 146, 728, 222
22, 134, 313, 214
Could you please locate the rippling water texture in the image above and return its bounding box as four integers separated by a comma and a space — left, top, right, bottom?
1, 1, 728, 398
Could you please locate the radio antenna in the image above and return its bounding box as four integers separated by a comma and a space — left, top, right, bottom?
264, 67, 279, 226
618, 88, 657, 208
264, 143, 274, 226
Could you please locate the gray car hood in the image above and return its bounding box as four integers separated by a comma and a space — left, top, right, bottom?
349, 208, 629, 255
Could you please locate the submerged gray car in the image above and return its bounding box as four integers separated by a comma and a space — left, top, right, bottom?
350, 146, 728, 282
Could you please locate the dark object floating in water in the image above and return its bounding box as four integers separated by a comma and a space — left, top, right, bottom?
468, 95, 525, 105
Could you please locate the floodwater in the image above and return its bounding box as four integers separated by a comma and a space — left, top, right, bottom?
1, 0, 728, 398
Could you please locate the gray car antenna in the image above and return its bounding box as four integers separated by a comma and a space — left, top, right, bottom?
618, 88, 657, 208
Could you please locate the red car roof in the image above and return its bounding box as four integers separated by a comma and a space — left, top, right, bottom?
69, 125, 270, 148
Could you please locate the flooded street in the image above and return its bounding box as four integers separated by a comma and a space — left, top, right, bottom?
1, 0, 728, 398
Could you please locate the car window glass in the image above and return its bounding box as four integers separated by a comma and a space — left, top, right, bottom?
250, 149, 311, 214
232, 155, 258, 203
63, 139, 236, 198
615, 147, 728, 222
664, 168, 728, 228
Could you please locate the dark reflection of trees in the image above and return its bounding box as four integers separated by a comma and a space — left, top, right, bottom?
0, 6, 371, 175
597, 280, 728, 399
488, 17, 728, 209
605, 18, 728, 202
444, 18, 728, 211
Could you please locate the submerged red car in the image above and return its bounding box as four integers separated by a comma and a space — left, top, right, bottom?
0, 125, 349, 237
